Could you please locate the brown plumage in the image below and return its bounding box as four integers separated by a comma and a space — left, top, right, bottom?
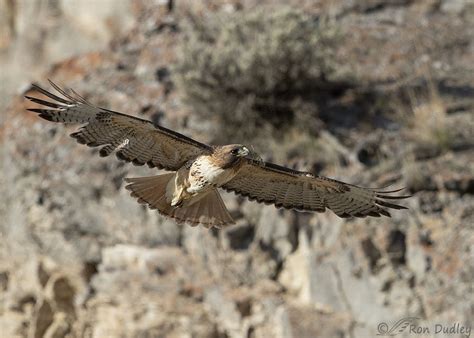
26, 81, 411, 228
124, 174, 234, 227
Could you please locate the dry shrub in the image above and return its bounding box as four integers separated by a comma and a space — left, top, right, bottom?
174, 6, 349, 144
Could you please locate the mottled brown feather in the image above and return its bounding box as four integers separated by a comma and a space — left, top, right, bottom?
26, 81, 212, 171
223, 160, 410, 218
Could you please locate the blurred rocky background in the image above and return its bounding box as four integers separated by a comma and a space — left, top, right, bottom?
1, 0, 473, 337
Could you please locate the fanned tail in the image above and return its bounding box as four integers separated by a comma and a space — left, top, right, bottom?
124, 175, 234, 228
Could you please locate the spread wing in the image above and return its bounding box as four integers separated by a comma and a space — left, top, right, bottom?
223, 160, 410, 218
25, 81, 212, 170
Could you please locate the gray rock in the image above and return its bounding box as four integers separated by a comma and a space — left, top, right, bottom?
204, 288, 243, 337
440, 0, 473, 14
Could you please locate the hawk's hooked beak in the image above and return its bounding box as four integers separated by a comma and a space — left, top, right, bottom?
239, 146, 249, 157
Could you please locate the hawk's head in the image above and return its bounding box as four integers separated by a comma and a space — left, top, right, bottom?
229, 145, 249, 157
212, 144, 249, 169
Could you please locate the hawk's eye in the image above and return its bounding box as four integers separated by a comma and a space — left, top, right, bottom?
231, 148, 239, 155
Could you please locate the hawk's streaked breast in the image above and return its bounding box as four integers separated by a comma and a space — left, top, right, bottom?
187, 155, 240, 193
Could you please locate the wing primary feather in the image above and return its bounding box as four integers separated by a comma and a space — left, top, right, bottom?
378, 209, 391, 217
25, 96, 66, 108
70, 88, 91, 104
376, 194, 412, 200
30, 84, 72, 104
374, 187, 406, 194
27, 108, 51, 114
375, 200, 407, 210
367, 211, 382, 217
27, 108, 56, 122
48, 79, 77, 102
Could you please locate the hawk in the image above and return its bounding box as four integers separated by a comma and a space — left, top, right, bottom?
26, 81, 410, 228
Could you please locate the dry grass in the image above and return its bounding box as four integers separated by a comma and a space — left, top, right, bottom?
408, 79, 453, 151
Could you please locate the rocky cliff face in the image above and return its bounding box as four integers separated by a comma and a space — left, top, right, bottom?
1, 1, 473, 337
0, 0, 135, 109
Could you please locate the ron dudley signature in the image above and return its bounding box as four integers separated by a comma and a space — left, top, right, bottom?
377, 317, 471, 337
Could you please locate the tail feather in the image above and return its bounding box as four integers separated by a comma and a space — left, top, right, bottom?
180, 189, 234, 228
124, 174, 234, 228
125, 174, 172, 206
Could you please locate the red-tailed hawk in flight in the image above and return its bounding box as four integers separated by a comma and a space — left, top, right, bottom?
26, 81, 410, 228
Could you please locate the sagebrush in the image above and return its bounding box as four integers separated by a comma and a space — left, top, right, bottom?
174, 7, 349, 143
